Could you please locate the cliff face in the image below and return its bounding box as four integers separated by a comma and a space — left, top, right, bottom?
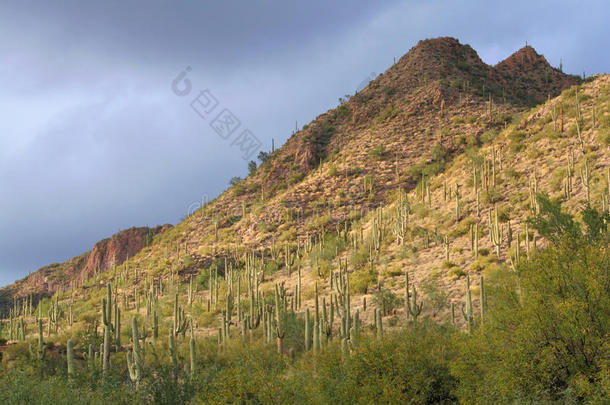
83, 225, 170, 279
0, 225, 171, 310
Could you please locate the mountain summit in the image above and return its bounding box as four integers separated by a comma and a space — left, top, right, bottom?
495, 45, 576, 103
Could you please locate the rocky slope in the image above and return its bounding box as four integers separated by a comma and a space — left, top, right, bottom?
0, 225, 170, 311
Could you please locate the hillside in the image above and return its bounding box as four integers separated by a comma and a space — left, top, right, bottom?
0, 225, 170, 312
2, 36, 594, 324
1, 37, 609, 403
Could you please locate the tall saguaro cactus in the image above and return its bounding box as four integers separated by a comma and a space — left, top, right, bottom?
580, 158, 592, 203
274, 284, 285, 354
461, 275, 474, 333
407, 283, 424, 323
173, 294, 188, 337
190, 332, 196, 381
101, 284, 114, 375
67, 339, 75, 376
480, 275, 487, 324
126, 316, 142, 389
37, 318, 46, 360
489, 206, 503, 258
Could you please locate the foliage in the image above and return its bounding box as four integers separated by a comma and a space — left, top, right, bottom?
372, 289, 401, 315
368, 145, 386, 158
228, 176, 242, 186
248, 160, 257, 175
452, 198, 610, 403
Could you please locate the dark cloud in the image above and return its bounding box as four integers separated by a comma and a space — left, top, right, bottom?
0, 0, 608, 286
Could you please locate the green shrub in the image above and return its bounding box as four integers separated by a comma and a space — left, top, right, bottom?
452, 198, 610, 403
421, 280, 448, 316
507, 129, 526, 153
373, 289, 401, 315
350, 267, 377, 294
368, 145, 386, 158
295, 324, 458, 403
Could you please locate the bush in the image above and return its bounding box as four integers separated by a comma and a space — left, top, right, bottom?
372, 289, 401, 315
452, 197, 610, 403
368, 145, 386, 158
507, 129, 526, 153
228, 176, 242, 186
350, 268, 377, 294
293, 324, 458, 404
421, 280, 448, 316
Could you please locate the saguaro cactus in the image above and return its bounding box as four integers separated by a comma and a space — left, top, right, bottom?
480, 275, 486, 323
461, 275, 474, 333
126, 317, 142, 389
580, 159, 592, 203
407, 282, 423, 323
67, 339, 75, 376
173, 294, 188, 337
36, 319, 46, 361
455, 184, 461, 221
153, 310, 158, 341
313, 283, 320, 353
88, 344, 95, 372
274, 284, 285, 354
375, 308, 383, 340
169, 332, 178, 376
304, 308, 310, 351
101, 284, 114, 375
489, 206, 503, 258
404, 272, 410, 321
190, 333, 196, 381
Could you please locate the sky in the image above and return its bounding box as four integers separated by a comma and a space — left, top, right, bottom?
1, 0, 608, 287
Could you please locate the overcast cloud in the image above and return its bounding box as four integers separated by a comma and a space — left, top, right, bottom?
0, 0, 608, 286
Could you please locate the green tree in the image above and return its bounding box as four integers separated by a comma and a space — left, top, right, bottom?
247, 160, 257, 175
228, 176, 242, 186
452, 195, 610, 403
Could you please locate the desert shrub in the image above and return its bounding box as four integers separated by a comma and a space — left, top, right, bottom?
421, 280, 448, 316
328, 164, 338, 176
0, 368, 137, 405
287, 171, 305, 185
448, 267, 466, 279
292, 324, 458, 404
373, 289, 401, 315
349, 244, 370, 269
383, 86, 396, 96
377, 105, 399, 123
197, 344, 290, 404
480, 187, 502, 204
596, 127, 610, 146
333, 104, 351, 121
452, 197, 610, 403
350, 267, 377, 294
407, 144, 449, 179
507, 129, 526, 153
368, 145, 386, 158
449, 217, 477, 238
451, 116, 465, 125
479, 129, 498, 144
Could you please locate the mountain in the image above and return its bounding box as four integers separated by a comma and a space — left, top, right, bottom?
1, 37, 598, 328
